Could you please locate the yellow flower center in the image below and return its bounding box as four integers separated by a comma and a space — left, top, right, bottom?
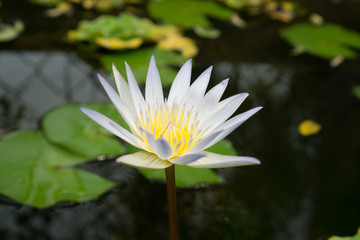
137, 102, 204, 158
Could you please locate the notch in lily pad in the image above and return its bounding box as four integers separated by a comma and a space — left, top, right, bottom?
0, 130, 115, 208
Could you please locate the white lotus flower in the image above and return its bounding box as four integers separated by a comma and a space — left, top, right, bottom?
81, 56, 262, 169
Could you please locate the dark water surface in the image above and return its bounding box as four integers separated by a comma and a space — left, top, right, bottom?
1, 0, 360, 239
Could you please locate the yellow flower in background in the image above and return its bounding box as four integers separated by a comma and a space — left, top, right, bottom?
298, 120, 322, 136
81, 57, 262, 169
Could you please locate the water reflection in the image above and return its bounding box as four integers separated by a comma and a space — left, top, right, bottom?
0, 51, 108, 130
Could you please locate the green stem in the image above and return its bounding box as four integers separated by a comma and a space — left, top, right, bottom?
165, 165, 178, 240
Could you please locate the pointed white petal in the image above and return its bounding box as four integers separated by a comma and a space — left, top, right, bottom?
186, 131, 223, 154
197, 78, 229, 121
141, 128, 173, 159
116, 151, 172, 169
181, 66, 213, 112
200, 93, 249, 133
80, 108, 142, 149
167, 59, 192, 105
97, 74, 139, 134
125, 61, 146, 115
203, 107, 263, 150
169, 153, 205, 165
188, 151, 260, 168
145, 56, 164, 106
189, 66, 212, 99
112, 63, 135, 113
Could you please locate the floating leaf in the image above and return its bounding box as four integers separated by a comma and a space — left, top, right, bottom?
43, 103, 127, 159
137, 140, 236, 187
45, 2, 73, 17
222, 0, 252, 9
0, 20, 24, 42
67, 12, 193, 53
298, 119, 322, 136
156, 33, 198, 57
101, 47, 186, 85
206, 139, 237, 156
328, 228, 360, 240
139, 165, 224, 188
281, 23, 360, 60
0, 131, 114, 208
148, 0, 233, 31
352, 85, 360, 100
67, 13, 154, 49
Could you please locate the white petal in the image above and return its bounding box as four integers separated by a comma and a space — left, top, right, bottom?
188, 66, 212, 99
112, 63, 135, 113
167, 59, 192, 106
181, 66, 213, 112
203, 106, 263, 150
116, 151, 172, 169
154, 138, 174, 159
97, 74, 138, 133
200, 93, 248, 133
142, 128, 174, 159
186, 131, 223, 154
197, 78, 229, 121
188, 151, 260, 168
80, 108, 142, 149
169, 153, 205, 165
125, 61, 146, 116
145, 56, 164, 106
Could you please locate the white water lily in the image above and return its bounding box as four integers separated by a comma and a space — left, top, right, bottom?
81, 56, 262, 169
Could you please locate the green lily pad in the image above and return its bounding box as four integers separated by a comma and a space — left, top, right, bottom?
43, 103, 127, 159
138, 139, 237, 187
101, 47, 187, 85
68, 13, 153, 43
352, 85, 360, 100
0, 20, 24, 42
148, 0, 233, 30
0, 130, 114, 208
139, 164, 224, 188
280, 23, 360, 60
328, 228, 360, 240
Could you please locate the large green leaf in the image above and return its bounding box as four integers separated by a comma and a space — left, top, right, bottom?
328, 228, 360, 240
148, 0, 233, 29
0, 131, 114, 208
280, 23, 360, 59
101, 47, 186, 85
43, 103, 127, 159
137, 139, 237, 187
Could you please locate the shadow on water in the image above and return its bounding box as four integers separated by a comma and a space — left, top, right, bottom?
1, 0, 360, 239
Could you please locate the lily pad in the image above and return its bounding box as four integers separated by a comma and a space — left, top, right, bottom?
280, 23, 360, 59
148, 0, 233, 30
43, 103, 127, 159
0, 131, 114, 208
138, 139, 237, 188
101, 47, 186, 85
0, 20, 24, 42
68, 13, 153, 48
352, 85, 360, 100
328, 228, 360, 240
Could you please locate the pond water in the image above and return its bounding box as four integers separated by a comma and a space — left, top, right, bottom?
1, 0, 360, 239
